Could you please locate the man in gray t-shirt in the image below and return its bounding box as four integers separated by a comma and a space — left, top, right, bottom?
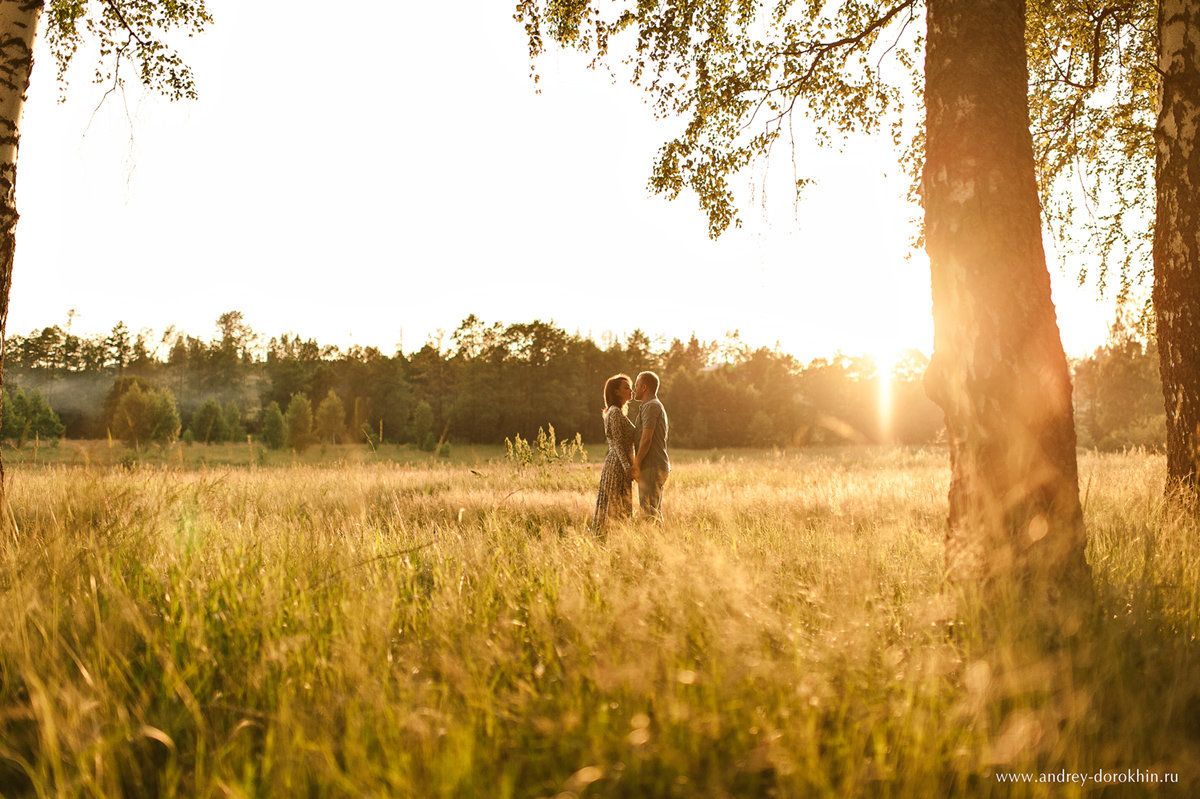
632, 370, 670, 521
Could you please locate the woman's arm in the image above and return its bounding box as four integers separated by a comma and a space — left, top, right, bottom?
615, 413, 638, 478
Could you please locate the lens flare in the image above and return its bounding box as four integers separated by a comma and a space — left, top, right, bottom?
875, 347, 900, 444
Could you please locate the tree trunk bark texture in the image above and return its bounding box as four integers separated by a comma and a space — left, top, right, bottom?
0, 1, 41, 499
1154, 0, 1200, 493
923, 0, 1089, 587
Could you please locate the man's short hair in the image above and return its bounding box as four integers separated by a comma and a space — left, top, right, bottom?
636, 371, 660, 395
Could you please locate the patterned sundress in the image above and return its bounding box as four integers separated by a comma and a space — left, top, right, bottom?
591, 404, 636, 529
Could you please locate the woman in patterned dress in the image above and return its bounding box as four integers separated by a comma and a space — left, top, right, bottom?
592, 373, 639, 530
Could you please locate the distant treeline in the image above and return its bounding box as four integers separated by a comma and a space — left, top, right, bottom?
0, 311, 1164, 451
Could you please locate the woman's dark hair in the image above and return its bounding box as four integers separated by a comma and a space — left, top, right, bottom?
603, 373, 632, 414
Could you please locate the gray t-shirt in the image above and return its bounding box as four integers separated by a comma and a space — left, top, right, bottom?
636, 397, 670, 472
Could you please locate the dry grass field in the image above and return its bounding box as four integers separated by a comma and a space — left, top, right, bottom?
0, 446, 1197, 797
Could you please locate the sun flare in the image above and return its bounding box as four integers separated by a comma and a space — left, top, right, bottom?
873, 345, 902, 444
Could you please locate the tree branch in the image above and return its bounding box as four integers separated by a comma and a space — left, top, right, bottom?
772, 0, 919, 61
877, 3, 919, 71
1035, 6, 1121, 92
103, 0, 146, 47
766, 0, 918, 123
86, 38, 131, 132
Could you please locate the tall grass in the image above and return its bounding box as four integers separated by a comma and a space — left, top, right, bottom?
0, 448, 1197, 797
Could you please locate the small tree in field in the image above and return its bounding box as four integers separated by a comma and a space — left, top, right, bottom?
190, 399, 228, 444
286, 393, 314, 452
1, 387, 64, 447
315, 390, 346, 445
25, 389, 64, 443
0, 389, 23, 446
101, 376, 157, 431
260, 402, 287, 450
153, 390, 182, 445
224, 401, 247, 442
410, 400, 434, 450
112, 383, 179, 449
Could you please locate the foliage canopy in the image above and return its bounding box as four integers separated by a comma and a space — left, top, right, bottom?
45, 0, 213, 100
515, 0, 922, 237
1026, 0, 1156, 302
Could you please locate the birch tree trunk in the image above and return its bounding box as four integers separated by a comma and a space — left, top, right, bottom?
1154, 0, 1200, 494
923, 0, 1090, 589
0, 1, 42, 500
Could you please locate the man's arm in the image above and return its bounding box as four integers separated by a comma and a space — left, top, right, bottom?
634, 428, 653, 469
634, 401, 662, 470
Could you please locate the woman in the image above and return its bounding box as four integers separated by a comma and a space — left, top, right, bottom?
592, 373, 639, 530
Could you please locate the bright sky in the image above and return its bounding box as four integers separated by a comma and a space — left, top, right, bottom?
14, 0, 1119, 363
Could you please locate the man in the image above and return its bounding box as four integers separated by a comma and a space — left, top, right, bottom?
632, 370, 670, 521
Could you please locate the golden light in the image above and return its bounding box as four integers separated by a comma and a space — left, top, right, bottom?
874, 345, 901, 444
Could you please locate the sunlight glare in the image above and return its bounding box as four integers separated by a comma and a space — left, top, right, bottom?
874, 345, 901, 444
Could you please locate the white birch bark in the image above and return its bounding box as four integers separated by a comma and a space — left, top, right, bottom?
1154, 0, 1200, 492
0, 1, 44, 493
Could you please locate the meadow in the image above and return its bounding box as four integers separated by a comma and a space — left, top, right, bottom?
0, 445, 1198, 797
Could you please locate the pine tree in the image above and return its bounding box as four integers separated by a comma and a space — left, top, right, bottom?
315, 390, 346, 445
286, 394, 315, 452
190, 399, 228, 444
260, 402, 287, 450
411, 400, 434, 451
224, 401, 247, 443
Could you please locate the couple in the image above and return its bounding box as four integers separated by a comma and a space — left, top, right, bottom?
592, 371, 670, 529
